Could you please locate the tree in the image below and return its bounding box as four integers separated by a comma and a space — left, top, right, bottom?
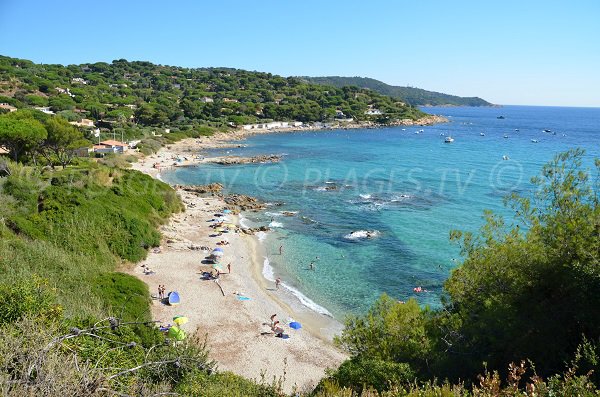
0, 113, 47, 162
41, 116, 88, 168
443, 148, 600, 380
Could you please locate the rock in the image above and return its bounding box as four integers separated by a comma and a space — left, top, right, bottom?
224, 194, 266, 212
211, 154, 282, 165
175, 183, 223, 194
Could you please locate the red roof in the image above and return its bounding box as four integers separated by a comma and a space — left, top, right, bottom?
99, 140, 128, 147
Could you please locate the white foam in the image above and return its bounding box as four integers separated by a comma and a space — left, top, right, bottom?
262, 256, 275, 281
344, 230, 381, 240
315, 186, 327, 191
156, 173, 163, 182
239, 216, 250, 229
269, 221, 283, 228
390, 194, 411, 202
281, 282, 333, 317
359, 194, 372, 199
256, 231, 267, 242
265, 211, 283, 217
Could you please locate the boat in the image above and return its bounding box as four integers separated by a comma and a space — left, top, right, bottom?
480, 132, 485, 136
502, 155, 510, 160
504, 135, 509, 139
444, 136, 454, 143
531, 139, 539, 143
515, 129, 520, 132
497, 116, 505, 119
543, 129, 551, 133
167, 291, 181, 305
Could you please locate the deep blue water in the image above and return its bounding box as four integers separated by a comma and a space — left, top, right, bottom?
163, 105, 600, 318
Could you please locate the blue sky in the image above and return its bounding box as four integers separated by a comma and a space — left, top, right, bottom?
1, 0, 599, 106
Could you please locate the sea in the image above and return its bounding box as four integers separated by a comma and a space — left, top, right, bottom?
163, 105, 600, 321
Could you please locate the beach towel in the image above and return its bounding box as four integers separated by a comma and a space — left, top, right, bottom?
236, 296, 251, 301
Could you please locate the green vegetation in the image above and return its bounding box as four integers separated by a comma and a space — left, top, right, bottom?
0, 55, 426, 142
302, 76, 492, 107
327, 149, 600, 394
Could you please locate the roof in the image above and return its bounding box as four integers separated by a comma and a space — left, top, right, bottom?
99, 140, 128, 147
0, 147, 8, 154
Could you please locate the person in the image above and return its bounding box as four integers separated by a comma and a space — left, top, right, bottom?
158, 285, 162, 299
279, 245, 283, 255
227, 263, 231, 274
309, 262, 315, 271
271, 320, 284, 337
275, 277, 281, 290
270, 314, 277, 327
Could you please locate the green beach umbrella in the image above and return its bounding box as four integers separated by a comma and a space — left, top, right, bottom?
167, 326, 186, 341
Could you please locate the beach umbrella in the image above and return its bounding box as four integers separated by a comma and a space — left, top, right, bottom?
173, 316, 188, 326
213, 247, 224, 252
167, 326, 186, 341
211, 250, 224, 257
289, 321, 302, 330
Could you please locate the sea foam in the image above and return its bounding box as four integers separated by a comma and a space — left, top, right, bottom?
344, 230, 381, 240
269, 221, 284, 228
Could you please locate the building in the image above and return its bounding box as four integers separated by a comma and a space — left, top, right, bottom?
34, 107, 55, 115
71, 77, 88, 85
200, 97, 214, 103
365, 109, 383, 115
94, 140, 129, 154
0, 103, 17, 112
70, 119, 96, 128
0, 146, 9, 155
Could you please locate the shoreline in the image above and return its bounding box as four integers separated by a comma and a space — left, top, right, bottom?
129, 138, 348, 392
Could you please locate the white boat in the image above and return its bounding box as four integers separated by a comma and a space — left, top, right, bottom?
504, 135, 509, 139
531, 139, 539, 143
480, 132, 485, 136
502, 155, 510, 160
444, 136, 454, 143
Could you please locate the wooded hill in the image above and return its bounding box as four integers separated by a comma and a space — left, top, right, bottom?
301, 76, 492, 107
0, 55, 425, 130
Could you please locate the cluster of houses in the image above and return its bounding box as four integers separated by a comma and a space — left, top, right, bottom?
242, 121, 303, 130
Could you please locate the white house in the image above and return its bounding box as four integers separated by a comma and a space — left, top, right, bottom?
34, 107, 55, 115
200, 97, 214, 103
365, 109, 383, 115
0, 103, 17, 112
94, 140, 129, 154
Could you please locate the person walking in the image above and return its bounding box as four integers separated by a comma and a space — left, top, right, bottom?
279, 245, 283, 255
275, 277, 281, 290
227, 263, 231, 273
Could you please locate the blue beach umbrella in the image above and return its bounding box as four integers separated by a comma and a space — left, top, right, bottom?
213, 247, 224, 252
289, 321, 302, 330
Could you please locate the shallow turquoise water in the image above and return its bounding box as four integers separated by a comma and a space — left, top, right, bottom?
164, 105, 600, 319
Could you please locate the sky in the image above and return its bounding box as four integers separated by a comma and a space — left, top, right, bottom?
1, 0, 599, 107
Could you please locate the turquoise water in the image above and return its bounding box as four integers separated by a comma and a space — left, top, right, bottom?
164, 106, 600, 319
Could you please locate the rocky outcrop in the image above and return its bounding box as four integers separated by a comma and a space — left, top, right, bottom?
211, 154, 282, 165
175, 183, 223, 194
391, 115, 448, 126
224, 194, 266, 212
240, 225, 271, 235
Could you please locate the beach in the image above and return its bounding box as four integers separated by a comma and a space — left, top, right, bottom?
129, 134, 347, 393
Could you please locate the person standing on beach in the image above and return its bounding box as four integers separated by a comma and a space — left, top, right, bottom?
270, 314, 277, 327
158, 285, 162, 299
227, 263, 231, 273
279, 245, 283, 255
275, 277, 281, 290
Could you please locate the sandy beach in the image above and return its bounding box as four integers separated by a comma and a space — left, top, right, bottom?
129, 134, 348, 393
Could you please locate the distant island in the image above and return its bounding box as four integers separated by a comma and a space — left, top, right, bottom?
300, 76, 492, 107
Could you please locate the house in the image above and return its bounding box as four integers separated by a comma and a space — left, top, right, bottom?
71, 77, 88, 85
0, 146, 8, 155
70, 119, 96, 128
0, 103, 17, 112
365, 109, 383, 115
72, 147, 92, 157
200, 97, 214, 103
94, 140, 129, 154
34, 107, 55, 115
335, 110, 345, 118
222, 98, 239, 103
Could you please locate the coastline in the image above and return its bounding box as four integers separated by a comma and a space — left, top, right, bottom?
129, 136, 348, 392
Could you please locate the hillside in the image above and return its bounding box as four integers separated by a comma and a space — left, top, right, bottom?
301, 76, 492, 107
0, 55, 425, 132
